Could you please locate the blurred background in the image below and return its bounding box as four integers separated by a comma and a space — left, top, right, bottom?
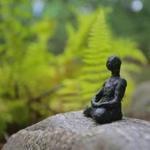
0, 0, 150, 147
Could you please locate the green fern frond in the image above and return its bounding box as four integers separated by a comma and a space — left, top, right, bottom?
77, 10, 112, 103
112, 39, 146, 63
53, 9, 147, 112
65, 12, 97, 57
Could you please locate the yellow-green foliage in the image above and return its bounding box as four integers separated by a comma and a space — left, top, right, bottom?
79, 10, 112, 100
0, 0, 56, 135
0, 2, 146, 137
52, 10, 146, 112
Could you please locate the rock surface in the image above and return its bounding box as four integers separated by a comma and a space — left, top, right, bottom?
3, 111, 150, 150
130, 81, 150, 120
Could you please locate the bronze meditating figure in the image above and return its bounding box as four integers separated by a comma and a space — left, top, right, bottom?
83, 56, 127, 124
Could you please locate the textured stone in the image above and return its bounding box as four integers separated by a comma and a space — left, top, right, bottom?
3, 111, 150, 150
130, 81, 150, 120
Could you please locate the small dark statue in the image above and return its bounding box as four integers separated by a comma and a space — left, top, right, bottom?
83, 56, 127, 124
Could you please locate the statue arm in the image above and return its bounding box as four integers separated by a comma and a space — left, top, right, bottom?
91, 82, 105, 107
99, 79, 127, 108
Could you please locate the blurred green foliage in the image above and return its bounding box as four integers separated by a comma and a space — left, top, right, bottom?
0, 0, 148, 139
52, 10, 146, 113
0, 0, 56, 135
44, 0, 150, 60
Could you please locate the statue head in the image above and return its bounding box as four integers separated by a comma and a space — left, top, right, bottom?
106, 56, 121, 76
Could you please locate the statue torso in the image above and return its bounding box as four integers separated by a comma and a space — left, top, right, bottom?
100, 77, 120, 103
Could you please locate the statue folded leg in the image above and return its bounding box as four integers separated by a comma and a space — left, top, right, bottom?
84, 107, 111, 124
91, 108, 112, 124
93, 107, 123, 123
84, 107, 122, 124
83, 107, 93, 118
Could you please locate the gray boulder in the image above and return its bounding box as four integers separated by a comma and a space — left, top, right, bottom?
3, 111, 150, 150
130, 81, 150, 120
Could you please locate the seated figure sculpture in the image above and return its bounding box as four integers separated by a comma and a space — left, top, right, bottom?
83, 56, 127, 124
